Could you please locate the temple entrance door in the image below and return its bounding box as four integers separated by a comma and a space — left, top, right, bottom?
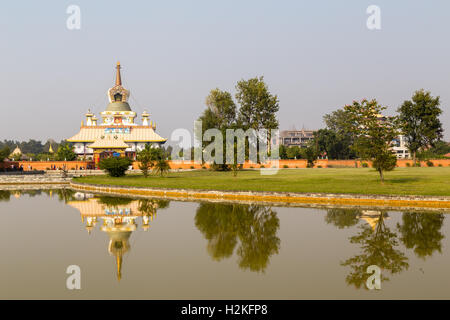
100, 151, 115, 160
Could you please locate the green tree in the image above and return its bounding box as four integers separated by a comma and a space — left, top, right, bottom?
152, 158, 171, 176
345, 99, 398, 182
99, 157, 132, 177
397, 212, 444, 259
0, 146, 10, 162
236, 77, 279, 156
301, 142, 319, 168
323, 109, 356, 159
56, 143, 76, 161
236, 77, 279, 131
397, 89, 443, 163
197, 89, 237, 171
278, 144, 288, 159
286, 146, 302, 159
314, 128, 354, 160
137, 144, 162, 177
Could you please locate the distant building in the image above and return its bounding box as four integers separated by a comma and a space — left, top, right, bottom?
279, 129, 315, 148
392, 135, 410, 159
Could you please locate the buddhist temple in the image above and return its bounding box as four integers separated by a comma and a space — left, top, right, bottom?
67, 62, 166, 167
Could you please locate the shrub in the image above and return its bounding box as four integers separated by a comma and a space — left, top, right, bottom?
260, 165, 265, 168
406, 162, 411, 167
438, 164, 443, 167
202, 166, 206, 169
190, 166, 194, 169
361, 162, 369, 168
152, 158, 171, 176
250, 166, 254, 169
283, 165, 289, 168
426, 160, 434, 167
99, 157, 132, 177
317, 165, 322, 168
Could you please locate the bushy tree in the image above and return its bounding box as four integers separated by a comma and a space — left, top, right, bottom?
99, 157, 132, 177
397, 89, 443, 163
137, 145, 163, 177
322, 109, 356, 159
152, 158, 171, 176
301, 143, 319, 168
344, 99, 398, 182
314, 128, 354, 160
56, 143, 76, 161
286, 146, 302, 159
0, 146, 10, 162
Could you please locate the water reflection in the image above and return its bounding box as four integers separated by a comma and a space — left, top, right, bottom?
195, 203, 280, 272
397, 212, 445, 259
67, 193, 169, 281
325, 208, 445, 289
2, 188, 447, 294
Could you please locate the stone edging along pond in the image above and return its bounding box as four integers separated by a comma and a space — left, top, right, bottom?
70, 181, 450, 210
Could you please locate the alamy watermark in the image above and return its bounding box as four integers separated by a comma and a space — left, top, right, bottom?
66, 265, 81, 290
66, 5, 81, 30
366, 265, 381, 290
366, 5, 381, 30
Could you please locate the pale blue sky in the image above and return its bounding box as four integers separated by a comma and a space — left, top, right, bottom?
1, 1, 449, 142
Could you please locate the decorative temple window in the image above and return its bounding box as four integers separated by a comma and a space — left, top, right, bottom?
104, 127, 131, 134
114, 93, 123, 101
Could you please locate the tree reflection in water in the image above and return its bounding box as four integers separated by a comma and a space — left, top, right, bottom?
0, 190, 11, 202
340, 211, 409, 289
397, 212, 445, 259
326, 208, 446, 289
195, 203, 280, 272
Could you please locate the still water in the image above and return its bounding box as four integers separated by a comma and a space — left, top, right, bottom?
1, 188, 450, 299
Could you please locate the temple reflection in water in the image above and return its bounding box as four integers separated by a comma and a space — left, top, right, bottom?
67, 193, 168, 281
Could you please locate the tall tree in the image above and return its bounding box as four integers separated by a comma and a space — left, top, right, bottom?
345, 99, 398, 182
236, 76, 279, 131
397, 89, 443, 163
197, 89, 237, 170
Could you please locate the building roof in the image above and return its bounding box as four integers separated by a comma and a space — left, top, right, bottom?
67, 126, 167, 143
88, 135, 130, 149
9, 146, 22, 157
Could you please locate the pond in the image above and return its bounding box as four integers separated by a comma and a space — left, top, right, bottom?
1, 188, 450, 299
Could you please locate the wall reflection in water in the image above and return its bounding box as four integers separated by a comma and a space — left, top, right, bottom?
325, 208, 445, 289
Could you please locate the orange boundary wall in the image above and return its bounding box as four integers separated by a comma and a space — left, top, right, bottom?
1, 161, 94, 171
2, 159, 450, 172
140, 159, 450, 170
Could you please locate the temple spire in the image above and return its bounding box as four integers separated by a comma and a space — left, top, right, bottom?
115, 61, 122, 86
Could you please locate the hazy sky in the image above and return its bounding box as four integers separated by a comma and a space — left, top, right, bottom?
1, 0, 449, 143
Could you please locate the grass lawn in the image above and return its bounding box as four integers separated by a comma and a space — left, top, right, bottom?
73, 167, 450, 197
